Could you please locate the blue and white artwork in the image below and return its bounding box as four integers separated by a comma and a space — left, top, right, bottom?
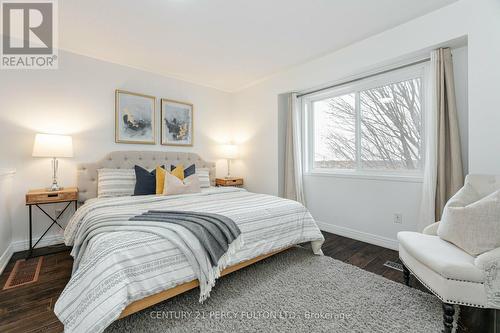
115, 90, 156, 144
161, 99, 193, 146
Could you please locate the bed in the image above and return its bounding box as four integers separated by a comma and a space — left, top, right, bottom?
54, 151, 325, 333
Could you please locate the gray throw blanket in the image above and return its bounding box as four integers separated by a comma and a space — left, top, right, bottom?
130, 210, 241, 267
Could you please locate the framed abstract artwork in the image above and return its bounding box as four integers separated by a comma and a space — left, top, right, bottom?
161, 98, 193, 146
115, 90, 156, 144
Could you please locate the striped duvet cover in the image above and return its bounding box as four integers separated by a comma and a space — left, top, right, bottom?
54, 187, 324, 333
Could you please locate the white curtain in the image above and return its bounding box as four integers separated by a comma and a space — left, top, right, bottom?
418, 52, 438, 232
284, 92, 306, 205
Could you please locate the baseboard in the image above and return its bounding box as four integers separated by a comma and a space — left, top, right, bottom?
0, 243, 14, 275
11, 234, 65, 253
316, 221, 399, 251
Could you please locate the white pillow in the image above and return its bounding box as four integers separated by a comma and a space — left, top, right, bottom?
97, 168, 136, 198
163, 172, 201, 195
196, 168, 211, 188
438, 182, 500, 256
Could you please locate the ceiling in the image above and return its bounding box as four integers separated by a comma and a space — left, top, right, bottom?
60, 0, 457, 92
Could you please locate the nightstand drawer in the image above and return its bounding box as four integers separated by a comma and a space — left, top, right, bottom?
26, 187, 78, 205
215, 178, 244, 187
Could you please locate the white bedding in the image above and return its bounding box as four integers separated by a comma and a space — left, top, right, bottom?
54, 187, 324, 333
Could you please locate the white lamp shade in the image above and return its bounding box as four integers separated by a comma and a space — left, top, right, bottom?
220, 144, 239, 159
32, 133, 73, 158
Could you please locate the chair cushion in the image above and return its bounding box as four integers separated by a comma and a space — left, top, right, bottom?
438, 182, 500, 256
465, 174, 500, 197
398, 231, 485, 283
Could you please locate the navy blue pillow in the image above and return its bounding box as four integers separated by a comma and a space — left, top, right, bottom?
171, 164, 196, 178
134, 165, 163, 196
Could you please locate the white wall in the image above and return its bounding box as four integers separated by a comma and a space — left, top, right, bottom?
0, 170, 15, 272
467, 0, 500, 174
232, 0, 499, 248
0, 50, 233, 251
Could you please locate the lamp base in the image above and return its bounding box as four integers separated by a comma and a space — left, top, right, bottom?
48, 157, 63, 191
48, 183, 63, 192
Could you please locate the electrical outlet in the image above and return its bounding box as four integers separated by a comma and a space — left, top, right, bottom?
394, 213, 403, 224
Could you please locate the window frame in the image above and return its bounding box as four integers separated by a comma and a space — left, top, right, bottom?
302, 63, 428, 182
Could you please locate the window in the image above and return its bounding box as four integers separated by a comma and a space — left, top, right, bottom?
304, 65, 426, 178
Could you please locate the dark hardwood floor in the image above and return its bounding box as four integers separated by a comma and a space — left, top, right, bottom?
0, 245, 72, 333
0, 232, 496, 332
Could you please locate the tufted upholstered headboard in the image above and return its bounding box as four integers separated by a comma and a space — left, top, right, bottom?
77, 151, 216, 202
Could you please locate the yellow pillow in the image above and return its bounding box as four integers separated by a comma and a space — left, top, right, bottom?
155, 166, 166, 195
171, 164, 185, 181
157, 164, 184, 194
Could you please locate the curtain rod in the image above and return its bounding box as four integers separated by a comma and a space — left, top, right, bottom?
296, 57, 431, 98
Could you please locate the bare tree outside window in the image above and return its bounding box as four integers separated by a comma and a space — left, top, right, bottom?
312, 77, 423, 171
313, 94, 356, 169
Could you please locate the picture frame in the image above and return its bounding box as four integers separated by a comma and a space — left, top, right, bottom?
115, 90, 156, 144
161, 98, 194, 146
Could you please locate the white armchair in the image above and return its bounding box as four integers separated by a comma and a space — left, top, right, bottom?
398, 174, 500, 333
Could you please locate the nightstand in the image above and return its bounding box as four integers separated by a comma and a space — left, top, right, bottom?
215, 177, 244, 187
25, 187, 78, 258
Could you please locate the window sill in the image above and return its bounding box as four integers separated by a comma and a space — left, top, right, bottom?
304, 171, 423, 183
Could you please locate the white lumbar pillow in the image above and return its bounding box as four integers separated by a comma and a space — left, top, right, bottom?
97, 168, 136, 198
438, 182, 500, 256
163, 172, 201, 195
196, 168, 211, 188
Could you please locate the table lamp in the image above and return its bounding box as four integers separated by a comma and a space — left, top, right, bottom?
32, 133, 73, 191
220, 143, 239, 178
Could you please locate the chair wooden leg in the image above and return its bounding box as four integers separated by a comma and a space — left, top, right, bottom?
442, 302, 455, 333
402, 264, 410, 286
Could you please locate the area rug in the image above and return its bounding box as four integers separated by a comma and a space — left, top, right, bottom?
3, 257, 43, 290
106, 247, 442, 332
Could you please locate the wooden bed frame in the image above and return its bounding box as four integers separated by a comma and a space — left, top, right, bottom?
118, 247, 291, 319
